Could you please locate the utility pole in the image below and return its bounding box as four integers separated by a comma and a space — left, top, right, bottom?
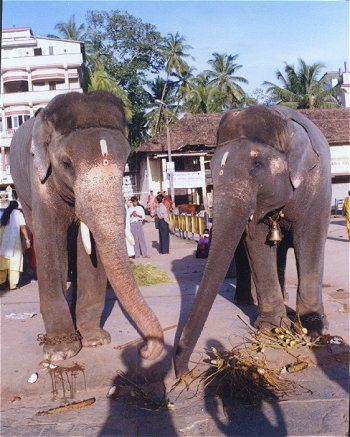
155, 99, 175, 206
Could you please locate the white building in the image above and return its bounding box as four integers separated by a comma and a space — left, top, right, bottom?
0, 27, 85, 187
324, 62, 350, 108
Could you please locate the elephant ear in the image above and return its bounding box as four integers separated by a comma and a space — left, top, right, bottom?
31, 109, 52, 182
272, 106, 322, 190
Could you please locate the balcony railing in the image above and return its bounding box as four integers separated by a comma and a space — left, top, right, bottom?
2, 52, 83, 71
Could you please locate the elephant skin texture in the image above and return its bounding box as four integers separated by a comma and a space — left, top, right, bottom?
175, 105, 331, 377
10, 91, 164, 362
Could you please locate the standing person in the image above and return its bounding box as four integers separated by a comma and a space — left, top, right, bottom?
343, 191, 350, 240
147, 190, 156, 218
156, 194, 170, 254
0, 201, 31, 289
125, 202, 135, 258
128, 196, 149, 258
195, 228, 211, 258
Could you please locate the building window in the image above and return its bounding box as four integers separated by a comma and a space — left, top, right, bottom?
6, 117, 12, 130
5, 115, 30, 131
49, 46, 54, 55
49, 82, 56, 90
34, 48, 42, 56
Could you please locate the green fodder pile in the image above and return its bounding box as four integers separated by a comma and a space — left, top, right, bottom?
131, 263, 175, 286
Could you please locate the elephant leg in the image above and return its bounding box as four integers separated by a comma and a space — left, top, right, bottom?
245, 223, 287, 328
234, 236, 254, 305
76, 228, 110, 347
34, 214, 81, 361
293, 218, 328, 335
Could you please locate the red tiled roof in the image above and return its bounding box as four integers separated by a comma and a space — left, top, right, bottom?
137, 108, 350, 153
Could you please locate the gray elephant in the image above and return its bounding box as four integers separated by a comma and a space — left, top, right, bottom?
10, 91, 164, 361
175, 105, 331, 376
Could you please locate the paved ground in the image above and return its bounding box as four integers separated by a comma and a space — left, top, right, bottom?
1, 217, 349, 436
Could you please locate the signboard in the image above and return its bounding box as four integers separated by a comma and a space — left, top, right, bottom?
330, 146, 350, 176
162, 171, 204, 189
166, 162, 175, 174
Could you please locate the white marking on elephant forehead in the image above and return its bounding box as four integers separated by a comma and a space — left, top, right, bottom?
270, 158, 287, 175
100, 139, 108, 156
250, 150, 258, 157
221, 151, 229, 167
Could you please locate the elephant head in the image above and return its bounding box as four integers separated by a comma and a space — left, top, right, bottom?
175, 105, 322, 376
30, 92, 163, 360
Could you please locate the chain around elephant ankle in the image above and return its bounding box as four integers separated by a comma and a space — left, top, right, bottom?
37, 331, 82, 346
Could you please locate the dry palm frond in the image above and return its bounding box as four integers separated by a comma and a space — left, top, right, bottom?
201, 346, 298, 403
131, 263, 175, 286
173, 317, 327, 403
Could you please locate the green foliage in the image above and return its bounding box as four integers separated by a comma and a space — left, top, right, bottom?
88, 62, 132, 121
85, 10, 167, 145
49, 15, 87, 41
263, 59, 340, 108
205, 52, 249, 109
49, 12, 338, 148
153, 32, 192, 134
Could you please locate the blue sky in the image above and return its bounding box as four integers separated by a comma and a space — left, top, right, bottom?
3, 1, 349, 93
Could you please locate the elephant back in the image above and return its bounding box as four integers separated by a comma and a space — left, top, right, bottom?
217, 106, 290, 153
41, 91, 126, 136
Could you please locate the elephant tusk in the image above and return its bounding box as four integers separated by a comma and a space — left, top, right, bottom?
80, 222, 92, 255
249, 214, 254, 222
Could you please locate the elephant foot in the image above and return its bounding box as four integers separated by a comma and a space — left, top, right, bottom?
298, 312, 329, 337
254, 311, 290, 330
81, 328, 111, 347
43, 340, 82, 361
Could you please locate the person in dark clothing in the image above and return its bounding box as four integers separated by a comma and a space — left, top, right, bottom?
196, 228, 210, 258
155, 194, 170, 254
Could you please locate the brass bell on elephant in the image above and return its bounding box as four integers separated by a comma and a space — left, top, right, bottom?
269, 221, 283, 244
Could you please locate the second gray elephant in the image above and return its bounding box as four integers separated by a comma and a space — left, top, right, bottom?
175, 105, 331, 376
10, 91, 164, 361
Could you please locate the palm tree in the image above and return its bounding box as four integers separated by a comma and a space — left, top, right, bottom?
186, 73, 223, 113
88, 62, 132, 121
205, 52, 248, 109
145, 76, 177, 136
263, 59, 340, 108
155, 32, 192, 132
171, 66, 195, 118
49, 15, 87, 41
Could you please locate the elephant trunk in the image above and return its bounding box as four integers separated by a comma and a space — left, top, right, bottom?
175, 191, 254, 376
76, 169, 163, 360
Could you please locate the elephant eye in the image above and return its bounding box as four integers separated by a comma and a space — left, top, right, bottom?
62, 159, 72, 169
250, 159, 264, 174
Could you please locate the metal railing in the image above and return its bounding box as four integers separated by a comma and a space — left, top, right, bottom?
169, 212, 210, 241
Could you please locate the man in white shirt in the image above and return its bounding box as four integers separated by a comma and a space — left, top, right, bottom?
128, 197, 149, 258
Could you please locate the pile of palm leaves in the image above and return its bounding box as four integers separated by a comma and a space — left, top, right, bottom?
175, 319, 342, 404
131, 263, 175, 286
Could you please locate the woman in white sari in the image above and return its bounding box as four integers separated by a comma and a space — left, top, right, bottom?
125, 202, 135, 258
0, 201, 31, 289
